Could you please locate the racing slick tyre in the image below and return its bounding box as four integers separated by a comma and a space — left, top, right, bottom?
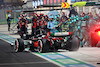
37, 40, 43, 53
15, 38, 25, 52
69, 36, 80, 51
38, 39, 50, 53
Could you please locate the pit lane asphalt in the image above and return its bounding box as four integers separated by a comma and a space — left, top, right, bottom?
0, 39, 58, 67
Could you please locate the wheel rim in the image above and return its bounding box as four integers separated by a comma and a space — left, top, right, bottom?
39, 42, 41, 51
38, 40, 43, 53
15, 40, 19, 52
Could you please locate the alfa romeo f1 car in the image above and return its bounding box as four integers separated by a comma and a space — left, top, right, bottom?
11, 10, 80, 53
13, 25, 80, 53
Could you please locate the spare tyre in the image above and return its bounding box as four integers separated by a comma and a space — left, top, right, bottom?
38, 39, 50, 53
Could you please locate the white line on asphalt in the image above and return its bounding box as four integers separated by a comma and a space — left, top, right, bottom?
0, 38, 13, 44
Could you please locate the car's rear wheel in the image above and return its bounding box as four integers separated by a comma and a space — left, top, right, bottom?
69, 36, 80, 51
37, 39, 50, 53
15, 38, 25, 52
37, 40, 43, 53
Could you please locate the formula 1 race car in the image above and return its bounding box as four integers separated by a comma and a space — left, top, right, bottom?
13, 27, 80, 53
11, 10, 80, 53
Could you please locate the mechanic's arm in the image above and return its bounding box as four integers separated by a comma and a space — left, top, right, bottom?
57, 22, 62, 27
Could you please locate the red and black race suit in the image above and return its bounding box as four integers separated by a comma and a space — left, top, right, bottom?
39, 20, 47, 34
32, 19, 47, 37
18, 18, 27, 36
32, 20, 39, 37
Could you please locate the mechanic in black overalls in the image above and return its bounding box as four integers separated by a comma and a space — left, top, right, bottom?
32, 14, 39, 38
18, 15, 28, 38
7, 14, 13, 31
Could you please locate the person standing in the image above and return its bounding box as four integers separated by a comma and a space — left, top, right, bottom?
7, 14, 13, 31
88, 12, 93, 20
54, 15, 60, 32
47, 14, 55, 33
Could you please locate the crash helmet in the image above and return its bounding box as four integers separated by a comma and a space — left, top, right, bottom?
71, 20, 74, 23
75, 15, 79, 18
76, 18, 79, 21
49, 14, 54, 21
49, 14, 54, 18
39, 14, 44, 16
81, 12, 85, 17
8, 14, 11, 17
69, 21, 72, 24
80, 17, 84, 21
94, 16, 98, 20
34, 13, 38, 16
75, 15, 79, 21
61, 12, 65, 16
55, 15, 60, 20
62, 12, 65, 14
84, 15, 89, 20
82, 12, 85, 14
44, 15, 48, 17
44, 15, 48, 18
45, 15, 48, 16
31, 13, 34, 16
